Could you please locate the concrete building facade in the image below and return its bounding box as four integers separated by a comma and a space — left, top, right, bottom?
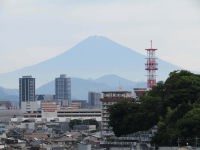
55, 74, 71, 106
100, 91, 133, 136
88, 92, 102, 109
19, 76, 40, 112
11, 108, 102, 122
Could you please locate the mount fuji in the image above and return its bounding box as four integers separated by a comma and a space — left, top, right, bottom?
0, 35, 180, 89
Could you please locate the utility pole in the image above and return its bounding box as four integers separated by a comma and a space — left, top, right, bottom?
195, 137, 198, 150
177, 137, 180, 148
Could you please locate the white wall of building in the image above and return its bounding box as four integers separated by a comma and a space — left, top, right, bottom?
21, 101, 41, 113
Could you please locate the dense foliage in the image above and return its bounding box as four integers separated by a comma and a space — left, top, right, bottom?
108, 70, 200, 146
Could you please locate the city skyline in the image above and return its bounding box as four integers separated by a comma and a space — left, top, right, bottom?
0, 0, 200, 74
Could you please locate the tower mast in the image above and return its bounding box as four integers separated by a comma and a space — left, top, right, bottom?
145, 41, 158, 89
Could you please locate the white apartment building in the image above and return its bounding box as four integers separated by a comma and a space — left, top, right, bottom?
100, 91, 133, 136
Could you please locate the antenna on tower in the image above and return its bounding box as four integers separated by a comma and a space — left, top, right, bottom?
145, 41, 158, 89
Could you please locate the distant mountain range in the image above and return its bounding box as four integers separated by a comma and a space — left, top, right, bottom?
0, 35, 181, 88
37, 74, 146, 100
0, 35, 182, 102
0, 74, 146, 102
0, 86, 18, 104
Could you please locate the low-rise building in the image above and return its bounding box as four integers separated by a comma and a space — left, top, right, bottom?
133, 88, 147, 100
11, 108, 101, 122
41, 101, 59, 118
0, 100, 12, 110
57, 109, 101, 121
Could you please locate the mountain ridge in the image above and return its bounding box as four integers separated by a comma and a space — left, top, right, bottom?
0, 74, 146, 101
0, 35, 181, 88
37, 74, 146, 99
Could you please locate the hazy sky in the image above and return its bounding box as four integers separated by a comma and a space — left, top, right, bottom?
0, 0, 200, 73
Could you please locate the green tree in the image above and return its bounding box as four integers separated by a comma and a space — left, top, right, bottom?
108, 96, 164, 137
108, 101, 140, 136
69, 119, 82, 129
177, 106, 200, 138
164, 70, 200, 108
108, 70, 200, 146
82, 119, 99, 128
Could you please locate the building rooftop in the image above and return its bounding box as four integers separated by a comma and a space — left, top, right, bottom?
102, 91, 132, 94
102, 90, 132, 99
22, 75, 33, 78
100, 97, 133, 102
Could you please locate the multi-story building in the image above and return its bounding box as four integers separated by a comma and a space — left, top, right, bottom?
100, 91, 133, 136
71, 100, 88, 108
57, 109, 101, 121
41, 101, 58, 118
55, 74, 71, 106
0, 101, 12, 110
19, 76, 35, 105
133, 88, 147, 101
12, 106, 101, 122
88, 92, 102, 109
19, 76, 40, 112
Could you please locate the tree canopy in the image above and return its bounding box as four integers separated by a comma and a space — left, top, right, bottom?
108, 70, 200, 146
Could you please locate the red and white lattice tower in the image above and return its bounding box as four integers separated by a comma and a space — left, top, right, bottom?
145, 41, 158, 89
